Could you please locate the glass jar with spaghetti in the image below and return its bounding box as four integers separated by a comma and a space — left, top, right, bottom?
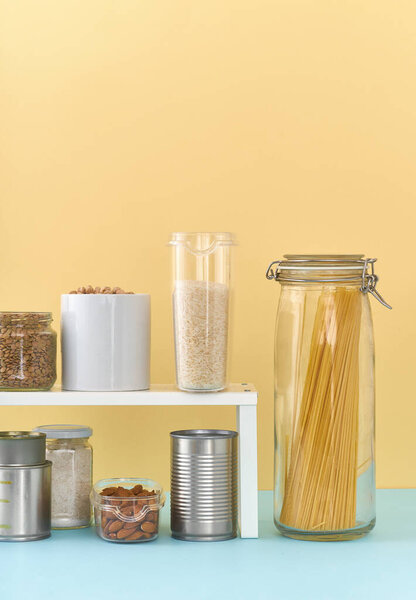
266, 255, 391, 541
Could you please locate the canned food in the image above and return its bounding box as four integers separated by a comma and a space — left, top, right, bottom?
0, 432, 51, 541
170, 429, 238, 541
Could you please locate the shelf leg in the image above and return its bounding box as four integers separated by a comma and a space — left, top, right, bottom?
236, 403, 258, 538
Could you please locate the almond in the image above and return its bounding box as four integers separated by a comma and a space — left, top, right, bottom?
108, 520, 124, 533
104, 520, 114, 535
141, 521, 156, 533
125, 530, 144, 541
123, 521, 139, 530
133, 499, 146, 510
117, 527, 134, 539
116, 487, 133, 497
101, 487, 117, 496
120, 506, 134, 517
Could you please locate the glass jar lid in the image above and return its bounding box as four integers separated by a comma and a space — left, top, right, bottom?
281, 254, 365, 267
33, 424, 92, 439
266, 254, 391, 309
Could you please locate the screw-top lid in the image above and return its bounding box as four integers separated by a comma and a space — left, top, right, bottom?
33, 424, 92, 439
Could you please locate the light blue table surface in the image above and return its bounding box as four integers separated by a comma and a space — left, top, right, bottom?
0, 490, 415, 600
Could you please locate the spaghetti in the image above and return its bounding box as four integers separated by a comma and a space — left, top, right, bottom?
280, 287, 361, 532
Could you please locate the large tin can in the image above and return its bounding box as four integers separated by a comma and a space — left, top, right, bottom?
0, 432, 51, 541
170, 429, 238, 541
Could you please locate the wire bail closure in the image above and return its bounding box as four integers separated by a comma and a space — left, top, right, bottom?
359, 259, 392, 309
266, 257, 392, 309
265, 261, 282, 281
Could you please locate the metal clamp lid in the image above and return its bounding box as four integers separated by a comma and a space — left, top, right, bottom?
266, 256, 392, 309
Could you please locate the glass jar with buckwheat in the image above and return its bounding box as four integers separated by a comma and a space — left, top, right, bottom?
0, 312, 57, 390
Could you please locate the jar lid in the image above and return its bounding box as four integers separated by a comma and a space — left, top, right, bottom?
33, 424, 92, 439
266, 255, 392, 309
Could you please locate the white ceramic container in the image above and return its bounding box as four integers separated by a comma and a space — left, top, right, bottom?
61, 294, 150, 391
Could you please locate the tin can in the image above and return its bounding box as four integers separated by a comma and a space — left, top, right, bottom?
170, 429, 238, 541
0, 432, 51, 541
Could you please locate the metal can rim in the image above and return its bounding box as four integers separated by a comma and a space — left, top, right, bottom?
170, 429, 238, 439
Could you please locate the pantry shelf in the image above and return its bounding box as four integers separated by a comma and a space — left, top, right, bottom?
0, 383, 258, 539
0, 383, 257, 406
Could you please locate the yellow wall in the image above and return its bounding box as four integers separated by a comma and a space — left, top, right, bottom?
0, 0, 415, 489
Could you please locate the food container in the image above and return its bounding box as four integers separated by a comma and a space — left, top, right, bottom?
0, 312, 57, 390
0, 432, 51, 541
266, 255, 391, 541
61, 293, 150, 391
169, 232, 236, 392
33, 424, 93, 529
91, 478, 165, 543
170, 430, 238, 541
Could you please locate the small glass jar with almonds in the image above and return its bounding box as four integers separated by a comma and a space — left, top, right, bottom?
0, 312, 57, 391
91, 478, 165, 543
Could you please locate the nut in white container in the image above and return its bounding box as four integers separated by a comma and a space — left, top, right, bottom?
61, 294, 150, 391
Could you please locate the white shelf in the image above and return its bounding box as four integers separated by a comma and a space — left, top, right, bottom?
0, 383, 257, 406
0, 382, 259, 538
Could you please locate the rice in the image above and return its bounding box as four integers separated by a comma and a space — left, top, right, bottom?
173, 280, 229, 391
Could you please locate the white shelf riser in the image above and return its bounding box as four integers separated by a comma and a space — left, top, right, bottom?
0, 384, 257, 406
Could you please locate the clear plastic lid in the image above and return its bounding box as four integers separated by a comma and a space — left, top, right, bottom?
33, 424, 92, 439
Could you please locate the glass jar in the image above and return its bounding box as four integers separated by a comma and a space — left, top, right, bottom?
0, 312, 57, 390
266, 255, 391, 541
33, 425, 93, 529
169, 232, 236, 392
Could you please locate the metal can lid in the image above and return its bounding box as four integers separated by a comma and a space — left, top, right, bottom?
0, 431, 46, 466
0, 431, 45, 440
170, 429, 238, 439
33, 424, 92, 439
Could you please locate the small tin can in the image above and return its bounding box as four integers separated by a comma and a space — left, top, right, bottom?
0, 432, 51, 541
170, 429, 238, 541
